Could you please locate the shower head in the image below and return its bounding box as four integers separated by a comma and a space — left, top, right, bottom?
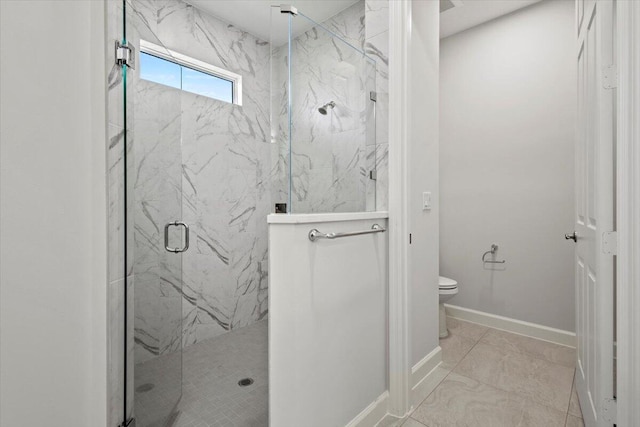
318, 101, 336, 115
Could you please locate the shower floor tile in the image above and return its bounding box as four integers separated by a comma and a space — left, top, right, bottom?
176, 319, 268, 427
134, 319, 268, 427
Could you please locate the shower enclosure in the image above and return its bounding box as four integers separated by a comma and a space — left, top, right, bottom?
271, 5, 378, 214
108, 1, 379, 426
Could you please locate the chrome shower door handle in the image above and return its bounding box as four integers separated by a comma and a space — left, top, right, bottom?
565, 231, 577, 242
176, 221, 189, 252
164, 221, 190, 253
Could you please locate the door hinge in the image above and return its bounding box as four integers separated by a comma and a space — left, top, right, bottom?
603, 64, 617, 89
115, 41, 136, 69
369, 170, 377, 180
602, 397, 617, 424
602, 231, 618, 255
280, 4, 298, 15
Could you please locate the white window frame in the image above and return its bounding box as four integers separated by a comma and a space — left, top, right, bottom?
139, 39, 242, 105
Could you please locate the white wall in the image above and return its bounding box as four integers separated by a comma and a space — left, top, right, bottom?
268, 214, 388, 427
439, 0, 576, 331
409, 0, 441, 367
0, 1, 108, 426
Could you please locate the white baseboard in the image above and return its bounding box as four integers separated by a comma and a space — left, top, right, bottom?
345, 391, 389, 427
367, 348, 446, 427
444, 304, 576, 348
411, 346, 442, 387
410, 346, 448, 409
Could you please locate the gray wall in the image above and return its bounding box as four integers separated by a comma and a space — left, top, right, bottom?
439, 0, 576, 331
1, 1, 109, 426
410, 0, 441, 367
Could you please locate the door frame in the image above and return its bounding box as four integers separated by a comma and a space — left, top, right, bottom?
615, 1, 640, 424
387, 0, 640, 423
387, 0, 412, 416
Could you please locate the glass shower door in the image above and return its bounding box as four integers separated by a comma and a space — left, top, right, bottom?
123, 2, 185, 425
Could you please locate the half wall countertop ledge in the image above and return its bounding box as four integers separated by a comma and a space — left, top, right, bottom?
267, 211, 389, 224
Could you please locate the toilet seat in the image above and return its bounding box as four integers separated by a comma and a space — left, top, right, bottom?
439, 276, 458, 290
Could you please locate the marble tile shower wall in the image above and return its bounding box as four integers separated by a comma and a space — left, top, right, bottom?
272, 1, 387, 213
128, 0, 271, 364
365, 0, 389, 211
273, 0, 388, 212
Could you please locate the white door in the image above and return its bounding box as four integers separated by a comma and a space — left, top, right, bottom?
574, 0, 615, 426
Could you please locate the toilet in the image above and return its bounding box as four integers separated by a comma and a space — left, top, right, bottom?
439, 276, 458, 338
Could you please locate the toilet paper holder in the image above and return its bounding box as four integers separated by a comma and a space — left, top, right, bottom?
482, 244, 506, 264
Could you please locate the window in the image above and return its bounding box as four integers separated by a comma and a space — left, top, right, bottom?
139, 40, 242, 105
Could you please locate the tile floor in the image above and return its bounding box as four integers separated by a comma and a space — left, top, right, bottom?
135, 319, 268, 427
383, 317, 584, 427
137, 316, 583, 427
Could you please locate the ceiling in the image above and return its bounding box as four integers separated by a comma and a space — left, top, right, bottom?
187, 0, 360, 45
440, 0, 543, 39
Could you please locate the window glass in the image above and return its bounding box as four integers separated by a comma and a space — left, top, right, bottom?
140, 52, 181, 90
140, 51, 234, 104
181, 67, 233, 103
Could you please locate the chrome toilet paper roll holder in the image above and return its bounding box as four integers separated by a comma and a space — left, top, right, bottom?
482, 244, 506, 264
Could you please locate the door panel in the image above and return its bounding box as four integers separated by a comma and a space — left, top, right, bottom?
575, 1, 615, 426
123, 4, 186, 426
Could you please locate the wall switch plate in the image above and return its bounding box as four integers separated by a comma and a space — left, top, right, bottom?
423, 192, 432, 210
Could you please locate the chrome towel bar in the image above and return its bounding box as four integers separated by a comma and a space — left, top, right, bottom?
308, 224, 386, 242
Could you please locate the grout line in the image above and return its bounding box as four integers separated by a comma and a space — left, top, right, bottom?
477, 337, 576, 371
447, 324, 490, 372
446, 325, 573, 416
411, 324, 492, 414
405, 416, 430, 427
469, 321, 577, 370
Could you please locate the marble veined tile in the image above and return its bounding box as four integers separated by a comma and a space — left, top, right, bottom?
565, 415, 584, 427
440, 332, 478, 371
454, 342, 574, 412
366, 37, 388, 91
107, 279, 125, 427
481, 329, 576, 368
412, 372, 566, 427
401, 418, 427, 427
306, 1, 364, 52
108, 124, 126, 282
375, 415, 407, 427
365, 0, 389, 40
273, 0, 373, 214
374, 143, 388, 211
447, 317, 489, 342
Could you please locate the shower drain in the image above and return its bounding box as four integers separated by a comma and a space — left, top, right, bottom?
238, 378, 254, 387
136, 383, 155, 393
